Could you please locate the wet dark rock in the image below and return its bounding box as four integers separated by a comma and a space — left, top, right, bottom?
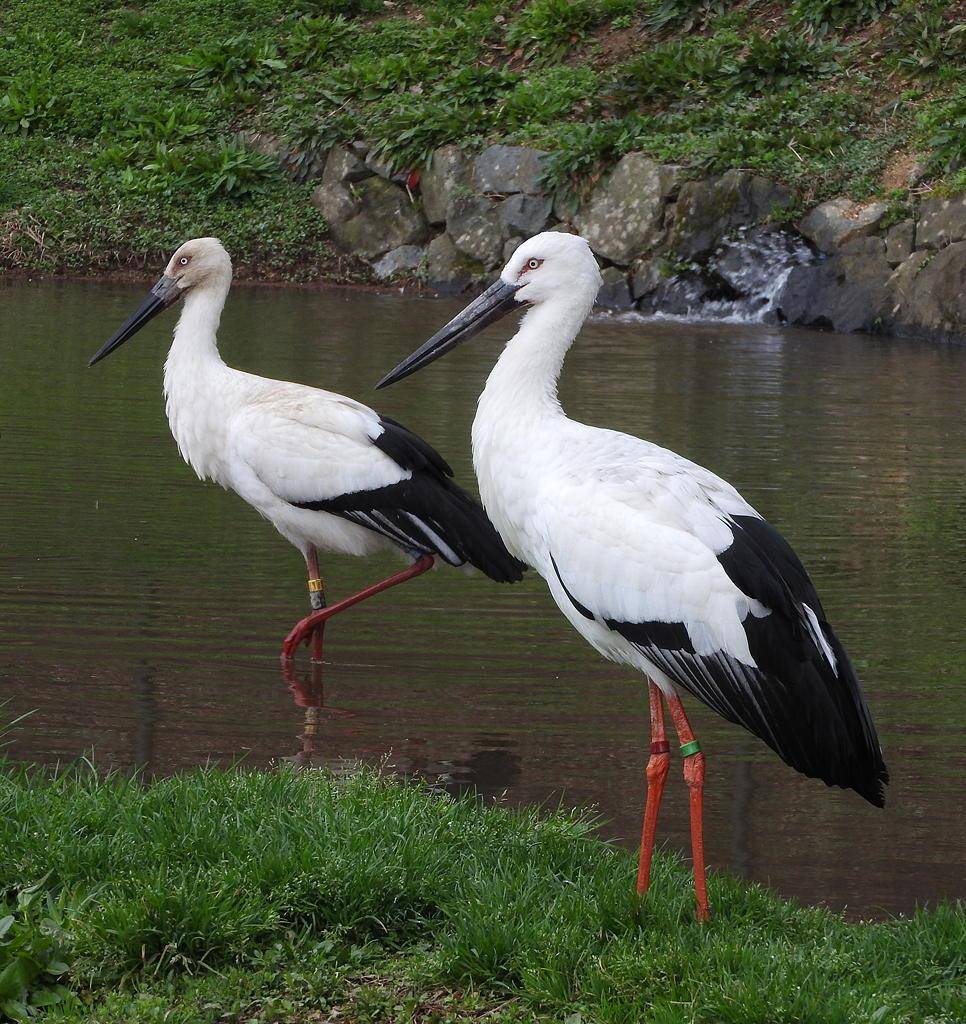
503, 237, 523, 261
884, 219, 915, 266
917, 194, 966, 250
447, 194, 505, 267
630, 258, 664, 302
421, 145, 470, 225
596, 267, 634, 309
776, 252, 891, 333
798, 198, 888, 253
424, 232, 486, 292
311, 176, 428, 259
575, 154, 681, 265
885, 243, 966, 342
671, 170, 792, 260
498, 193, 553, 238
371, 244, 424, 280
472, 145, 548, 195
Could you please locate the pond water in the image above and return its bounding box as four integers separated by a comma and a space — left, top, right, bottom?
2, 279, 964, 918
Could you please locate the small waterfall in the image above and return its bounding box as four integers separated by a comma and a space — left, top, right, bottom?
634, 225, 816, 325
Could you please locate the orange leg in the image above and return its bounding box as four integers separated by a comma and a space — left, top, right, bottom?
636, 682, 670, 895
667, 694, 710, 922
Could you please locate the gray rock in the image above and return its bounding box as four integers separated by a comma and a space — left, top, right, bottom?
498, 193, 553, 237
503, 237, 523, 261
322, 144, 372, 187
364, 151, 397, 180
371, 244, 424, 280
447, 194, 505, 267
552, 190, 580, 223
311, 181, 357, 225
421, 145, 470, 225
575, 154, 681, 265
311, 176, 428, 259
884, 219, 915, 266
671, 170, 792, 259
595, 267, 634, 309
776, 252, 891, 333
798, 198, 888, 253
917, 194, 966, 250
885, 243, 966, 342
840, 235, 886, 256
424, 232, 485, 292
630, 258, 665, 301
473, 145, 548, 195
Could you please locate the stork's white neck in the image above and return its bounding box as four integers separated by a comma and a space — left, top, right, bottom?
164, 281, 229, 377
162, 279, 232, 482
479, 289, 593, 420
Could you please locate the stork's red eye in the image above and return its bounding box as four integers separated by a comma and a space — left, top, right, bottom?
179, 256, 189, 266
520, 258, 543, 277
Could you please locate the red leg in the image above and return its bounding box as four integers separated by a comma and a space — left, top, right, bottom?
304, 546, 326, 664
281, 554, 435, 664
667, 694, 710, 922
637, 682, 670, 895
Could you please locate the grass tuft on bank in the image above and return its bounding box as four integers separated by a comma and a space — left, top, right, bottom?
1, 763, 962, 1022
0, 1, 963, 278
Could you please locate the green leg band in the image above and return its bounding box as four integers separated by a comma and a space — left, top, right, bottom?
680, 740, 702, 757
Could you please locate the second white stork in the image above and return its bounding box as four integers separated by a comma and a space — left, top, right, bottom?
377, 230, 888, 921
88, 237, 524, 664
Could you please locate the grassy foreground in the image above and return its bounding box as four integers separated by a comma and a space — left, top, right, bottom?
0, 765, 962, 1023
1, 0, 963, 279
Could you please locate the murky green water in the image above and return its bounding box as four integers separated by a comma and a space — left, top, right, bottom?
2, 278, 964, 916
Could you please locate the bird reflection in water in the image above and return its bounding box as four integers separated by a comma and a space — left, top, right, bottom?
282, 660, 358, 770
279, 661, 522, 801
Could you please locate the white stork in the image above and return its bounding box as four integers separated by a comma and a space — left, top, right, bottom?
377, 230, 888, 921
88, 237, 524, 664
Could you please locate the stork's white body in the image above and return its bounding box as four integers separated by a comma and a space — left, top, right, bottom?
163, 282, 402, 560
387, 231, 885, 808
473, 289, 776, 697
91, 237, 522, 586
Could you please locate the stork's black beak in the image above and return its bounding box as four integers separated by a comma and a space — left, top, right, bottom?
376, 278, 521, 389
88, 275, 182, 367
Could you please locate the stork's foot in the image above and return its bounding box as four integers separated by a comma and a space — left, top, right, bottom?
281, 614, 326, 662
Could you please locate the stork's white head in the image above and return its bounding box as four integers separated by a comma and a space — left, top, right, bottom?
164, 237, 232, 294
500, 231, 602, 307
89, 237, 232, 367
377, 231, 601, 389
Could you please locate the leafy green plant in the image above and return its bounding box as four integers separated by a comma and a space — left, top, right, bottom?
110, 9, 160, 38
286, 14, 356, 67
790, 0, 896, 31
645, 0, 727, 33
0, 69, 62, 135
177, 34, 286, 101
886, 2, 966, 81
294, 0, 382, 16
729, 30, 841, 91
0, 879, 77, 1020
507, 0, 603, 62
918, 87, 966, 175
610, 34, 739, 105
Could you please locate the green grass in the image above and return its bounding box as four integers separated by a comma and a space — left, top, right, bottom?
0, 0, 963, 277
0, 763, 962, 1023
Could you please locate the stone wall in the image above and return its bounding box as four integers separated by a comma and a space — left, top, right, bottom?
251, 133, 966, 343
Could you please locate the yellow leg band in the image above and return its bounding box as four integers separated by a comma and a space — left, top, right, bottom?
307, 578, 325, 593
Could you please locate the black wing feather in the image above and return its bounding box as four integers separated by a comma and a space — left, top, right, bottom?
293, 416, 525, 584
607, 514, 888, 807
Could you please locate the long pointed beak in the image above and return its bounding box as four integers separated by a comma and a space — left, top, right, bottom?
88, 275, 182, 367
376, 278, 521, 389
